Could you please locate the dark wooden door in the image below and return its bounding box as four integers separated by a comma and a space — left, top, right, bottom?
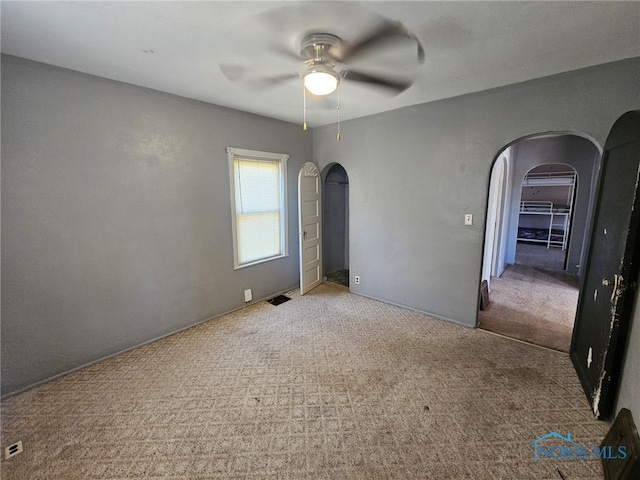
571, 110, 640, 420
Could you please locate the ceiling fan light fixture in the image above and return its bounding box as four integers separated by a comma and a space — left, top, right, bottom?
303, 67, 339, 96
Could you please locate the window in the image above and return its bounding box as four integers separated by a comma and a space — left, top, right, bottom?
227, 147, 289, 269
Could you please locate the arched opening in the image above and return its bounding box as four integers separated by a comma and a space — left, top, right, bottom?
479, 133, 601, 352
322, 163, 349, 287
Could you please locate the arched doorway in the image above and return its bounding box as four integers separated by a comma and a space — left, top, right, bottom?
479, 133, 601, 352
322, 164, 349, 287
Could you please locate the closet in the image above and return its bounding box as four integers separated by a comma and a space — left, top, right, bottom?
323, 164, 349, 280
517, 167, 576, 250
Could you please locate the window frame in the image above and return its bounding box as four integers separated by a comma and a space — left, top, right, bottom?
226, 146, 289, 270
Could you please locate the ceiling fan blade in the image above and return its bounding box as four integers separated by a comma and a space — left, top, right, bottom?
220, 64, 299, 89
341, 18, 424, 64
248, 73, 300, 89
267, 43, 301, 62
220, 63, 248, 83
344, 70, 412, 94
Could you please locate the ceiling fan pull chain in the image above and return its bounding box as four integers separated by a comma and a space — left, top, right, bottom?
336, 82, 341, 142
303, 80, 308, 131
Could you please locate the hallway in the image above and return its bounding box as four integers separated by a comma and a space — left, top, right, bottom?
478, 264, 578, 352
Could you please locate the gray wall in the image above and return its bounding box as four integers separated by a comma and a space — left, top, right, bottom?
617, 292, 640, 424
313, 57, 640, 326
2, 53, 639, 421
313, 56, 640, 420
505, 135, 600, 278
1, 55, 312, 395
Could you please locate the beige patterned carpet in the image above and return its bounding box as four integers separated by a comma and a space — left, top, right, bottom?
478, 264, 579, 352
2, 283, 608, 479
515, 243, 567, 271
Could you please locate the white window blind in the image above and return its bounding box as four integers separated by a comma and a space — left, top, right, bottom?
227, 147, 288, 269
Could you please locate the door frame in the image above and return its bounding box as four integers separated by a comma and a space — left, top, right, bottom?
298, 162, 323, 295
482, 151, 510, 285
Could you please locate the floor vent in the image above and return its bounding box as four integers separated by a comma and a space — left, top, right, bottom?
5, 441, 23, 459
267, 295, 291, 306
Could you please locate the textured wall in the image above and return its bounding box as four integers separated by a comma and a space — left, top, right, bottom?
313, 58, 640, 326
1, 55, 312, 395
617, 292, 640, 425
312, 57, 640, 422
3, 53, 640, 421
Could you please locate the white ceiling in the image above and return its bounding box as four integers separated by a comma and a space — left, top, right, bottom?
2, 1, 639, 127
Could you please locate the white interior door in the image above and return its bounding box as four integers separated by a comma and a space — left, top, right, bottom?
298, 162, 322, 295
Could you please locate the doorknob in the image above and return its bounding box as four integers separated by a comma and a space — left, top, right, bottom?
303, 230, 308, 240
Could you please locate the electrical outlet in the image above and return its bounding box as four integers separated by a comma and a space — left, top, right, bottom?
354, 276, 360, 285
464, 214, 473, 226
244, 289, 252, 302
5, 441, 23, 459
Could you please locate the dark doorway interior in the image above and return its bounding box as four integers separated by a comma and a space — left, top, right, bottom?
323, 164, 349, 286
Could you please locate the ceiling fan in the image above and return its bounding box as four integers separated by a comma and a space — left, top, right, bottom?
220, 17, 424, 137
